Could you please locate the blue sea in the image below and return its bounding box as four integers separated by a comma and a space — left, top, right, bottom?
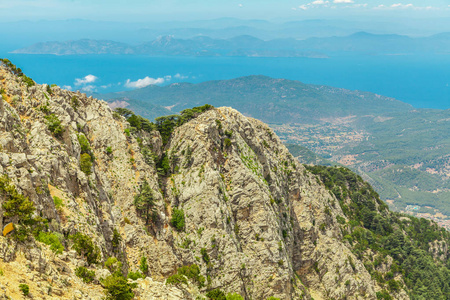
1, 53, 449, 109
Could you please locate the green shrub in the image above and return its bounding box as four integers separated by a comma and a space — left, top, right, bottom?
127, 271, 144, 280
224, 130, 233, 137
22, 75, 35, 87
200, 248, 210, 264
71, 96, 79, 109
224, 138, 232, 148
19, 284, 29, 296
75, 266, 95, 283
111, 229, 122, 249
53, 196, 64, 210
134, 181, 157, 225
77, 134, 91, 154
70, 233, 101, 265
266, 298, 280, 300
46, 84, 53, 95
387, 279, 400, 292
155, 104, 213, 145
215, 119, 222, 130
1, 175, 36, 241
139, 256, 148, 275
37, 231, 64, 254
166, 273, 188, 286
376, 290, 393, 300
44, 114, 64, 138
106, 146, 113, 155
80, 153, 93, 175
226, 293, 244, 300
170, 208, 185, 231
206, 289, 226, 300
177, 264, 205, 288
102, 272, 134, 300
166, 264, 205, 288
105, 257, 122, 274
336, 215, 346, 225
1, 176, 35, 221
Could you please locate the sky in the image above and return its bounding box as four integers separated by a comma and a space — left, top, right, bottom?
1, 0, 449, 22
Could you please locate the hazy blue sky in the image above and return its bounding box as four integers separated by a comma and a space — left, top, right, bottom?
1, 0, 449, 22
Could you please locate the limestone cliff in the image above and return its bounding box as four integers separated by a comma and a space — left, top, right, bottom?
0, 60, 434, 300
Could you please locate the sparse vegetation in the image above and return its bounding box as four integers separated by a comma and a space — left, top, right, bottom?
70, 232, 101, 265
80, 153, 93, 175
226, 293, 244, 300
1, 175, 36, 241
224, 138, 232, 148
101, 271, 135, 300
134, 181, 157, 225
44, 114, 64, 138
75, 266, 95, 283
170, 208, 185, 231
140, 256, 149, 275
127, 271, 144, 280
200, 248, 210, 264
19, 283, 29, 296
105, 257, 122, 273
0, 59, 34, 87
36, 231, 64, 254
111, 228, 122, 249
77, 133, 92, 155
71, 96, 79, 109
206, 289, 226, 300
154, 104, 213, 145
53, 196, 64, 210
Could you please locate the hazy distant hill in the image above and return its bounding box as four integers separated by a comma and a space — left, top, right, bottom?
12, 32, 450, 56
12, 39, 134, 55
12, 35, 326, 58
97, 75, 450, 221
98, 75, 412, 123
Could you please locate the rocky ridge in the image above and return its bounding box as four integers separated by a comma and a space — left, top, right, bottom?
0, 61, 415, 299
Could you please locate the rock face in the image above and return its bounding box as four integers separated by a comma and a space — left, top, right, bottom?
0, 63, 404, 299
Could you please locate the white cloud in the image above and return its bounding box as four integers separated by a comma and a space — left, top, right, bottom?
333, 0, 354, 3
124, 76, 166, 89
74, 74, 98, 86
298, 4, 308, 10
374, 3, 437, 10
391, 3, 413, 8
174, 73, 189, 80
238, 3, 243, 7
312, 0, 329, 4
81, 85, 96, 93
62, 85, 72, 91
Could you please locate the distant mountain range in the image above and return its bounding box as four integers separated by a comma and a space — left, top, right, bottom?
11, 36, 326, 58
12, 32, 450, 57
96, 75, 450, 221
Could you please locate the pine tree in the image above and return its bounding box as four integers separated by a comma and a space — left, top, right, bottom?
134, 181, 156, 225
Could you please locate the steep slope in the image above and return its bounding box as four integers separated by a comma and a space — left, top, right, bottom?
98, 75, 450, 225
0, 60, 449, 300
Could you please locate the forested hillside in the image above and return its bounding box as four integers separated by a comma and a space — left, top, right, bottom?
307, 165, 450, 299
